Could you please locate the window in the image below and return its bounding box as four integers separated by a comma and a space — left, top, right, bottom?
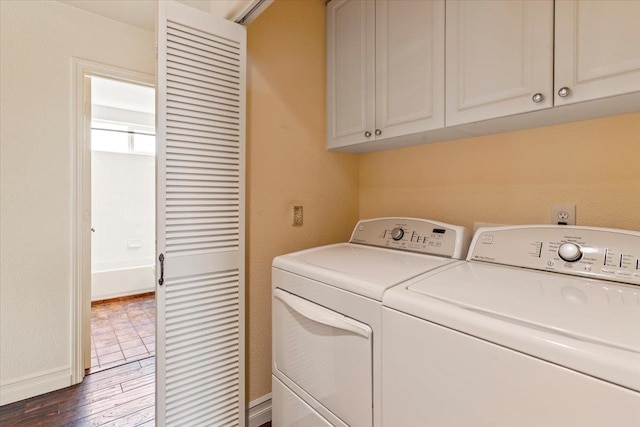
133, 133, 156, 154
91, 120, 156, 155
91, 122, 129, 153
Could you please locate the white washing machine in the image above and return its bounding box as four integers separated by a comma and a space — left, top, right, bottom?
382, 225, 640, 426
271, 217, 471, 427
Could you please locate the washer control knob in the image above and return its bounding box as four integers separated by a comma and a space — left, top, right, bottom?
558, 242, 583, 262
391, 227, 404, 241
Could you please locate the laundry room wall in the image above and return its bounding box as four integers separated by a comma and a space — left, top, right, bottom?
359, 112, 640, 232
246, 0, 360, 402
0, 0, 154, 404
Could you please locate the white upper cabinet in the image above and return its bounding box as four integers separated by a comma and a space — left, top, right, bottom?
446, 0, 554, 127
327, 0, 445, 150
374, 0, 445, 140
327, 0, 640, 152
446, 0, 640, 127
327, 0, 375, 149
554, 0, 640, 106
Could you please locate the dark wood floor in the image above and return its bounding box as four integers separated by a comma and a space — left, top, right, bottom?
0, 356, 272, 426
0, 357, 155, 426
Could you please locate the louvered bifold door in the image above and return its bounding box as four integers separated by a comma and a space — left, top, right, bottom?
157, 2, 246, 426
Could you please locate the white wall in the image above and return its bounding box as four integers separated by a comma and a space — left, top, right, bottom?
91, 151, 155, 272
91, 151, 155, 301
0, 0, 154, 404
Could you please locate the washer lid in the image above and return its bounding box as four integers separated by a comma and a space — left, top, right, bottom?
273, 243, 458, 301
387, 262, 640, 391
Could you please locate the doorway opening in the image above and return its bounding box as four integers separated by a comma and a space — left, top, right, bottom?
71, 60, 156, 386
88, 76, 156, 372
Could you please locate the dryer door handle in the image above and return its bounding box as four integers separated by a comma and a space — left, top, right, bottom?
274, 289, 372, 339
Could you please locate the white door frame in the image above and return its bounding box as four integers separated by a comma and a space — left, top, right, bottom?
71, 58, 154, 384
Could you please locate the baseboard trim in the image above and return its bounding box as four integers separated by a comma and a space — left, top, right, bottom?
91, 291, 155, 305
247, 393, 272, 427
0, 366, 71, 406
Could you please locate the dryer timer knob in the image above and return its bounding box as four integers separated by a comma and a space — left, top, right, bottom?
391, 227, 405, 241
558, 242, 583, 262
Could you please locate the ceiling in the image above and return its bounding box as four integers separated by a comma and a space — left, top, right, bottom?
56, 0, 253, 31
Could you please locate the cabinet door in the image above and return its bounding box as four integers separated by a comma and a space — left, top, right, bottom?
375, 0, 445, 139
327, 0, 375, 149
446, 0, 553, 126
555, 0, 640, 106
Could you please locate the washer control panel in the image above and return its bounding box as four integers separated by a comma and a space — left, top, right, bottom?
470, 225, 640, 285
349, 217, 472, 259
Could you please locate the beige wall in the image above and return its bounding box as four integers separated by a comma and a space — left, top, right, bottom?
0, 0, 154, 403
360, 113, 640, 232
245, 0, 638, 405
246, 0, 360, 401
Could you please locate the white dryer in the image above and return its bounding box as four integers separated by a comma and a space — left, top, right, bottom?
271, 217, 471, 427
382, 225, 640, 426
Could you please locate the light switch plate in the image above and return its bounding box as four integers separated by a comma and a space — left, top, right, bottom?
293, 206, 303, 226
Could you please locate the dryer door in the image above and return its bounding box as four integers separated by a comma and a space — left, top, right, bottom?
273, 288, 373, 426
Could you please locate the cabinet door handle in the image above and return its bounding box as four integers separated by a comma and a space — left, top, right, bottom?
158, 253, 165, 286
375, 129, 382, 136
532, 93, 544, 103
364, 131, 372, 138
558, 87, 571, 98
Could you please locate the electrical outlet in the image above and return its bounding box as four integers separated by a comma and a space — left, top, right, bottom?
551, 204, 576, 225
293, 206, 303, 226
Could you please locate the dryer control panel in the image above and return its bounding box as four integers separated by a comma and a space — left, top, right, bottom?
349, 217, 472, 259
470, 225, 640, 286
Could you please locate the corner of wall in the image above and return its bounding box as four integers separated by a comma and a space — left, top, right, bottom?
247, 393, 272, 426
